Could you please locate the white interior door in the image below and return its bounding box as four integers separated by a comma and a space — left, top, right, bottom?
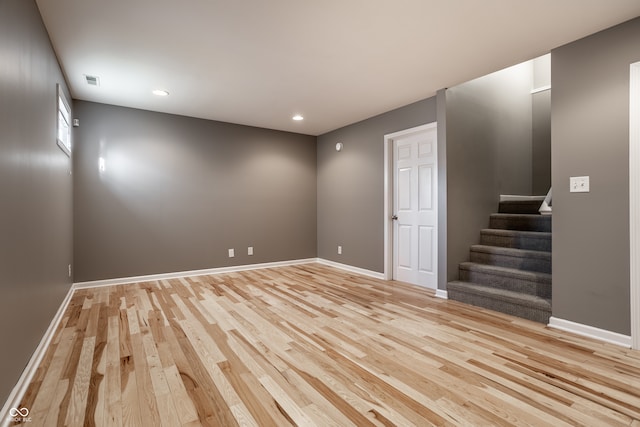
392, 124, 437, 289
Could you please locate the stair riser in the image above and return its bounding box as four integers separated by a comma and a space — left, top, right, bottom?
489, 216, 551, 232
448, 289, 551, 324
498, 200, 543, 215
470, 251, 551, 274
480, 233, 551, 252
459, 269, 551, 298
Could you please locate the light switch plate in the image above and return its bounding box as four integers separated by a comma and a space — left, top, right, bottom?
570, 176, 590, 193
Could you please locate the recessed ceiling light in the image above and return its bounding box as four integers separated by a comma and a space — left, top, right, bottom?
84, 74, 100, 86
292, 114, 304, 121
152, 89, 169, 96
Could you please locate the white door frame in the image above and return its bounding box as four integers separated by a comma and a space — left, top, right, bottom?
383, 122, 437, 282
630, 62, 640, 350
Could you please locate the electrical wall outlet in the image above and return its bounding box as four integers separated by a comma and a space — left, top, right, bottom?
228, 248, 235, 258
570, 176, 590, 193
248, 246, 254, 256
337, 245, 342, 255
68, 264, 72, 278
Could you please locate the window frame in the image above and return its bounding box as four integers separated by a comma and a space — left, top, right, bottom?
56, 84, 71, 157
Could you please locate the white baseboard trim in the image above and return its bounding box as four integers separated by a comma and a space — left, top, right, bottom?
315, 258, 385, 280
72, 257, 388, 291
548, 317, 632, 348
0, 285, 75, 427
73, 258, 318, 289
435, 289, 448, 299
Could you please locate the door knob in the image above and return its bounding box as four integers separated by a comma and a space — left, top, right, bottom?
391, 215, 398, 220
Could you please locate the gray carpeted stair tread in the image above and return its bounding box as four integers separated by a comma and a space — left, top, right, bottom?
470, 245, 551, 260
447, 281, 551, 323
448, 281, 551, 307
459, 262, 551, 297
489, 213, 551, 232
459, 262, 551, 282
470, 244, 551, 273
480, 229, 551, 252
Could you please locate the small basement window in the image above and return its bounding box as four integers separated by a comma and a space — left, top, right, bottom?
57, 84, 71, 156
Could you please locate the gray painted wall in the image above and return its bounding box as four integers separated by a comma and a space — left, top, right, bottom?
445, 61, 535, 281
0, 0, 73, 404
73, 101, 317, 282
551, 17, 640, 335
532, 90, 552, 195
532, 54, 552, 195
317, 98, 437, 273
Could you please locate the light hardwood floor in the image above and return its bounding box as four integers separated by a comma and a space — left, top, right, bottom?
12, 264, 640, 426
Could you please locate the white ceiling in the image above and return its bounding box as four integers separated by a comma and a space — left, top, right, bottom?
36, 0, 640, 136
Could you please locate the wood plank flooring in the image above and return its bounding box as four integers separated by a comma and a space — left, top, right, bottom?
12, 264, 640, 426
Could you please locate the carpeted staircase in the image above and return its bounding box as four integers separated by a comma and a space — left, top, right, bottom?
448, 199, 552, 323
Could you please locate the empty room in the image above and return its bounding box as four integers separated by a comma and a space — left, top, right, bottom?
2, 0, 640, 425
